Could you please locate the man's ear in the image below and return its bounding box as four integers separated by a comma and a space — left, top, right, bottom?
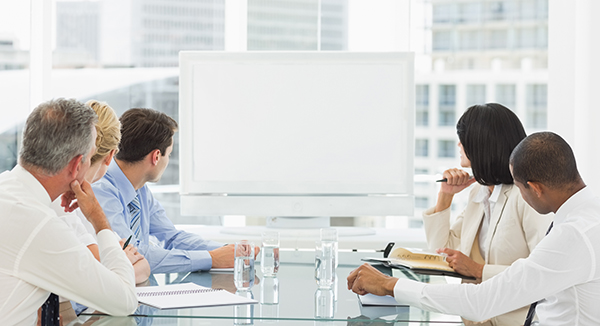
67, 154, 84, 178
527, 181, 544, 198
150, 149, 161, 166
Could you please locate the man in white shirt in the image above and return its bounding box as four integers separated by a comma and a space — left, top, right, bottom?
0, 98, 138, 325
348, 131, 600, 325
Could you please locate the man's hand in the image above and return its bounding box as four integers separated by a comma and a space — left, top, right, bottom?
69, 180, 110, 233
119, 238, 144, 265
347, 263, 398, 297
437, 248, 483, 279
209, 244, 236, 268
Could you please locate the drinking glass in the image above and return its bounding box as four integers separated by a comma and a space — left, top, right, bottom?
260, 231, 280, 276
315, 228, 338, 289
234, 240, 255, 290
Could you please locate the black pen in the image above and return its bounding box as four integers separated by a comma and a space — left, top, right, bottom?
122, 235, 133, 249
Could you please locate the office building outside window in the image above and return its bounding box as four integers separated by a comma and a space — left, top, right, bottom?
438, 85, 456, 126
3, 0, 550, 231
415, 139, 429, 157
416, 85, 429, 126
526, 84, 547, 129
466, 84, 486, 107
415, 196, 429, 209
438, 140, 455, 158
495, 84, 516, 108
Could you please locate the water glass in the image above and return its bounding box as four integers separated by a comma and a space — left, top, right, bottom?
260, 231, 280, 276
315, 228, 338, 289
234, 240, 255, 290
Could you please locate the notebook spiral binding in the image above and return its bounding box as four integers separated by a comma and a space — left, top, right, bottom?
139, 288, 224, 297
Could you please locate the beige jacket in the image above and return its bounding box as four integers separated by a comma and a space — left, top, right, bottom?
423, 183, 553, 326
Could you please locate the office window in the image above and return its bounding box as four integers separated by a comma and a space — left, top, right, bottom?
416, 85, 429, 126
415, 196, 429, 209
458, 2, 481, 23
432, 3, 456, 23
486, 1, 506, 21
415, 168, 428, 175
526, 84, 547, 129
496, 84, 516, 108
433, 30, 453, 51
415, 139, 429, 157
438, 140, 455, 158
485, 29, 507, 49
460, 30, 481, 51
466, 84, 486, 107
0, 2, 29, 172
439, 85, 456, 126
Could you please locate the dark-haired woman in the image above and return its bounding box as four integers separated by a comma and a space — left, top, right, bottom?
422, 103, 553, 326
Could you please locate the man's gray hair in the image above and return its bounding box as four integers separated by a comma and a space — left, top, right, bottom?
20, 98, 98, 176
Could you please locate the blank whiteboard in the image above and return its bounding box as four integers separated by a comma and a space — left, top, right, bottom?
179, 52, 414, 217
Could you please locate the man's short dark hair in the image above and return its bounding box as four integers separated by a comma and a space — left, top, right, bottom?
510, 132, 581, 189
456, 103, 527, 185
116, 108, 178, 163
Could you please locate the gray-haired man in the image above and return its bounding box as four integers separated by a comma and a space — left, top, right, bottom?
0, 98, 138, 325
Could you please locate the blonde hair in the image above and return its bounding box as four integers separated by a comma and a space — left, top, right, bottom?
85, 100, 121, 165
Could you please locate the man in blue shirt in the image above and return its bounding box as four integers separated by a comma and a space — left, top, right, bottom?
93, 108, 235, 273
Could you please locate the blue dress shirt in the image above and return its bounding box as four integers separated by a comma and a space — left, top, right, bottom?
92, 160, 223, 273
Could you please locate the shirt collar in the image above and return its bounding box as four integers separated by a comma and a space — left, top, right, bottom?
473, 184, 503, 204
553, 186, 595, 226
489, 183, 503, 203
13, 164, 52, 206
107, 159, 138, 204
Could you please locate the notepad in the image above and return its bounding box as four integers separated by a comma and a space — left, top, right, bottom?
358, 293, 406, 307
136, 283, 257, 309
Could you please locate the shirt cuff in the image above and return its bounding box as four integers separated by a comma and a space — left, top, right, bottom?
189, 250, 214, 271
393, 278, 427, 308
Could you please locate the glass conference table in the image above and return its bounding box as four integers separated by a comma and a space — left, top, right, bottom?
76, 263, 462, 326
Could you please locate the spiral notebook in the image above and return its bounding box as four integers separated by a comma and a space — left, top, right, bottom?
136, 283, 257, 309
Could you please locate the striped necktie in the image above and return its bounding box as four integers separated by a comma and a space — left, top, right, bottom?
40, 293, 59, 326
523, 221, 554, 326
128, 195, 141, 239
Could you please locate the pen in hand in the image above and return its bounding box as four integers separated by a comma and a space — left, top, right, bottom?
122, 235, 133, 250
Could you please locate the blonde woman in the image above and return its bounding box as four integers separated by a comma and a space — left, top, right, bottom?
53, 100, 150, 285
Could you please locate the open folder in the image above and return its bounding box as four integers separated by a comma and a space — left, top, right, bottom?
136, 283, 257, 309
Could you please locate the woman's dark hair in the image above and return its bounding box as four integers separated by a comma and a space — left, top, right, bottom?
456, 103, 526, 185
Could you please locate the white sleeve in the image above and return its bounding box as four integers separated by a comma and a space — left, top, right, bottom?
393, 224, 593, 322
60, 212, 97, 247
18, 219, 137, 316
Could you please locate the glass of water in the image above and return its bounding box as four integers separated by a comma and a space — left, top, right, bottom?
234, 240, 255, 290
315, 228, 338, 289
260, 231, 280, 276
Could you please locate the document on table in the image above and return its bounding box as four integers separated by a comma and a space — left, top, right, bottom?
136, 283, 257, 309
358, 293, 407, 307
